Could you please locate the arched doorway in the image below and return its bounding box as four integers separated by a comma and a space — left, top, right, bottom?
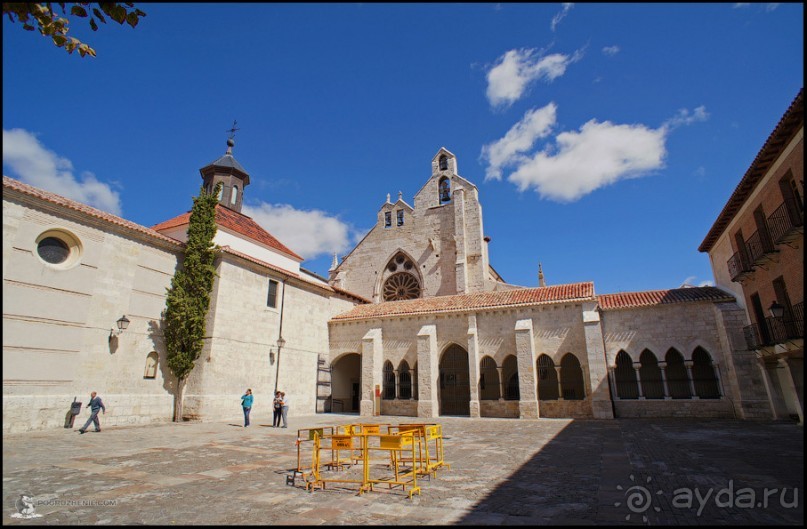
439, 344, 470, 416
330, 353, 361, 413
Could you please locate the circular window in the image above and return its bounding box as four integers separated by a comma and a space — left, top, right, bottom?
383, 272, 421, 301
35, 229, 82, 269
403, 260, 413, 270
37, 237, 70, 264
395, 254, 405, 264
387, 262, 397, 272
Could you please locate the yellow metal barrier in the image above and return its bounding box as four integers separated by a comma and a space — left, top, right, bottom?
304, 424, 431, 499
290, 426, 337, 486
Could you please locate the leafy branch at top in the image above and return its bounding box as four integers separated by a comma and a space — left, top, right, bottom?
2, 2, 146, 57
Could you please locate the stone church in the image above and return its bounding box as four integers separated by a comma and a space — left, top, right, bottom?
2, 139, 774, 433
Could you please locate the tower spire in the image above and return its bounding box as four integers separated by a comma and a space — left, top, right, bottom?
538, 262, 546, 287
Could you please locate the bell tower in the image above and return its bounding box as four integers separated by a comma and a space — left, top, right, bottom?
199, 121, 250, 213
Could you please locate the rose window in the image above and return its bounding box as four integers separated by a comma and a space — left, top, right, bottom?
383, 272, 421, 301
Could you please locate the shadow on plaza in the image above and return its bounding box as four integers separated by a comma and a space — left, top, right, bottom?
453, 418, 804, 526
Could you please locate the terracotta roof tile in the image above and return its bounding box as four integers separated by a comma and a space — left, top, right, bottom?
597, 286, 734, 310
152, 204, 303, 261
3, 176, 182, 248
699, 88, 803, 252
331, 282, 595, 321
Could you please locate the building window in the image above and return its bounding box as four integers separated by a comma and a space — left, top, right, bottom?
382, 272, 420, 301
779, 170, 804, 221
503, 355, 520, 400
267, 279, 279, 308
692, 348, 721, 399
439, 155, 448, 171
217, 185, 224, 201
639, 349, 664, 399
384, 211, 391, 228
439, 177, 451, 204
35, 229, 82, 269
560, 353, 585, 400
144, 352, 159, 379
665, 349, 690, 398
398, 361, 412, 399
231, 185, 239, 205
537, 354, 559, 400
614, 350, 639, 399
397, 209, 404, 226
383, 361, 395, 400
479, 356, 499, 400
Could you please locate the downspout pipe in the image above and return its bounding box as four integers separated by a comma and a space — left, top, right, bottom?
273, 279, 287, 394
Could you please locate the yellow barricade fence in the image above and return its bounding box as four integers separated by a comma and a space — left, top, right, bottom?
304, 423, 440, 499
291, 426, 337, 486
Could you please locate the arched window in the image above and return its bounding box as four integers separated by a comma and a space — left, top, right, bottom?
479, 356, 500, 400
398, 361, 412, 400
692, 348, 721, 399
503, 355, 519, 400
639, 349, 664, 399
614, 350, 639, 399
231, 185, 239, 205
560, 353, 585, 400
144, 351, 158, 379
439, 155, 448, 171
537, 354, 559, 400
665, 349, 690, 398
217, 184, 224, 201
439, 176, 451, 204
382, 361, 395, 400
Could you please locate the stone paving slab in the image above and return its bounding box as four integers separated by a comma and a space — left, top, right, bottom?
2, 415, 803, 525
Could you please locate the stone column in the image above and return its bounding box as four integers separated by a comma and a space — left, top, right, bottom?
608, 368, 619, 400
416, 324, 439, 418
467, 315, 481, 418
360, 328, 383, 417
515, 318, 539, 418
394, 369, 400, 400
658, 362, 671, 400
497, 367, 506, 401
554, 366, 564, 400
582, 303, 614, 418
633, 363, 645, 400
777, 358, 804, 424
685, 360, 699, 399
712, 363, 724, 398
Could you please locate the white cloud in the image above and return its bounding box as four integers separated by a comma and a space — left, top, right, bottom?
765, 3, 779, 11
506, 118, 667, 202
2, 128, 122, 215
694, 166, 707, 177
681, 276, 715, 287
243, 202, 359, 261
551, 3, 574, 31
481, 103, 558, 181
602, 45, 620, 56
663, 105, 709, 130
481, 104, 709, 202
486, 48, 583, 108
733, 3, 750, 8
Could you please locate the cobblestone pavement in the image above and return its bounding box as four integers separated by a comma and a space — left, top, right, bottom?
2, 414, 803, 525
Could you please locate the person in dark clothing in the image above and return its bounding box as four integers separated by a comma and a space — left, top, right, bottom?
272, 391, 283, 427
78, 392, 105, 433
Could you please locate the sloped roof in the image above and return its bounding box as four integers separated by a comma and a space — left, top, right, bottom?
152, 204, 303, 261
331, 282, 595, 321
597, 286, 734, 310
3, 176, 182, 248
699, 88, 804, 252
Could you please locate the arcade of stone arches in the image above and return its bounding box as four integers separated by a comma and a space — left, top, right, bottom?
327, 344, 723, 418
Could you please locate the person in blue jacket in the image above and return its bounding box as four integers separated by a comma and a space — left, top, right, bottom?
241, 388, 253, 427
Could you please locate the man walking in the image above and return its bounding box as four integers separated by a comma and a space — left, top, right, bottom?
78, 391, 105, 433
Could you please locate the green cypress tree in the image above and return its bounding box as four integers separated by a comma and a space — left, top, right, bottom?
164, 183, 221, 421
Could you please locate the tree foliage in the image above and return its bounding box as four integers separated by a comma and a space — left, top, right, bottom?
2, 2, 146, 57
164, 183, 221, 384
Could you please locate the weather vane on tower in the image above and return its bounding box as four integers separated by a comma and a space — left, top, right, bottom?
226, 120, 240, 140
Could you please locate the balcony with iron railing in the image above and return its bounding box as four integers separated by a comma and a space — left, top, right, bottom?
727, 248, 753, 282
767, 197, 804, 245
743, 301, 804, 350
746, 229, 778, 267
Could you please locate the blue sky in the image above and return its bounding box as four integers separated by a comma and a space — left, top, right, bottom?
3, 3, 803, 295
